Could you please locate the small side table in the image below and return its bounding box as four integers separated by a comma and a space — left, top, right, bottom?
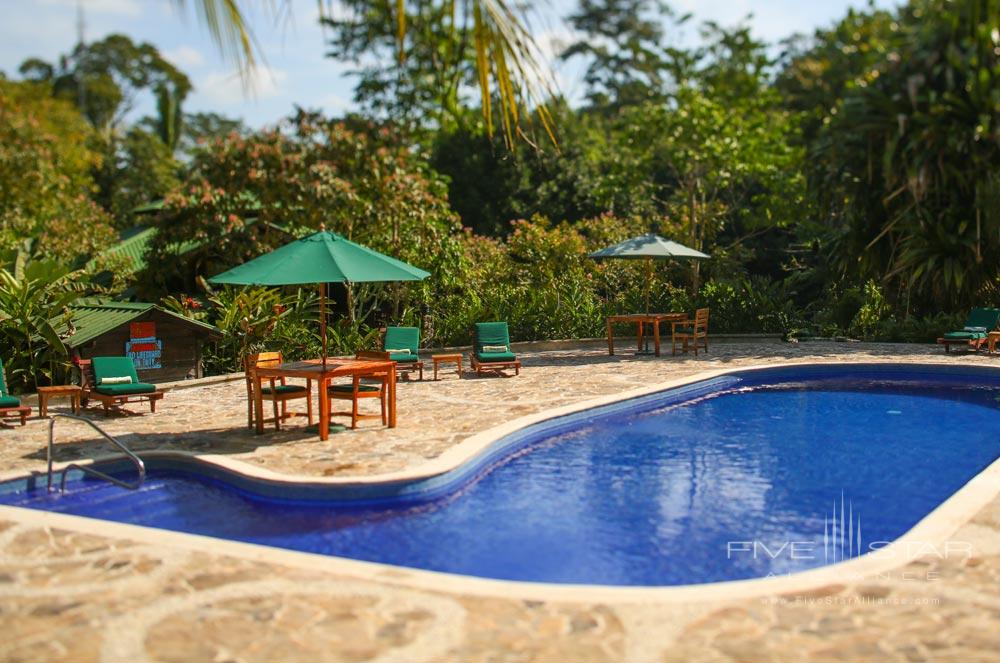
37, 385, 82, 417
432, 353, 463, 380
989, 331, 1000, 353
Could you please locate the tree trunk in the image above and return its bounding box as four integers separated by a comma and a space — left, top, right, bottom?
689, 184, 701, 295
345, 283, 356, 325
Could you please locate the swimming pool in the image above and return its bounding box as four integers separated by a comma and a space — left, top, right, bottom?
2, 364, 998, 586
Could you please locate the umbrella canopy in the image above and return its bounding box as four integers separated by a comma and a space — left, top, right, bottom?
588, 233, 710, 261
589, 234, 709, 315
209, 230, 429, 368
209, 230, 430, 286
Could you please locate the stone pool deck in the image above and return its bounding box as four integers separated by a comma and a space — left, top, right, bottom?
1, 341, 998, 662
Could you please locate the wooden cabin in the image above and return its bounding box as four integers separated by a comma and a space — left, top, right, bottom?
62, 301, 220, 383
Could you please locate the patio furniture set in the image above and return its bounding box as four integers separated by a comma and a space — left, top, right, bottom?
243, 321, 523, 440
606, 308, 711, 357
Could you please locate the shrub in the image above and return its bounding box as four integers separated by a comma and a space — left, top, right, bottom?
0, 258, 90, 392
849, 280, 891, 340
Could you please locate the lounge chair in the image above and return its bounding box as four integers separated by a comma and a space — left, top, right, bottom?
0, 358, 31, 426
80, 357, 165, 413
672, 307, 710, 356
328, 351, 389, 429
470, 322, 521, 377
245, 351, 313, 430
936, 308, 1000, 353
382, 326, 424, 380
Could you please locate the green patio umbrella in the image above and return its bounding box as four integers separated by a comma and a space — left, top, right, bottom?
209, 229, 430, 368
588, 233, 710, 314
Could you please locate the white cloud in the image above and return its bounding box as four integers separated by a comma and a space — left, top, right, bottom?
197, 66, 288, 106
163, 45, 204, 69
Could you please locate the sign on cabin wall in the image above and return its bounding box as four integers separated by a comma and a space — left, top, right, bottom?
125, 322, 162, 370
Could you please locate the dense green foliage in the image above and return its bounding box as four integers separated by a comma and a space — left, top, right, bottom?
0, 253, 96, 392
2, 0, 998, 391
781, 0, 1000, 313
0, 80, 115, 261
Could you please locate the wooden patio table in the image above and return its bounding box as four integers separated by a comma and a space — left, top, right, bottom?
252, 357, 397, 440
606, 313, 688, 357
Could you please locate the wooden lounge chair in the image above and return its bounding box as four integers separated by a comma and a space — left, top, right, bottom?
80, 357, 165, 413
936, 308, 1000, 353
671, 308, 710, 356
381, 326, 424, 380
245, 351, 313, 430
328, 351, 389, 429
469, 322, 521, 377
0, 358, 31, 426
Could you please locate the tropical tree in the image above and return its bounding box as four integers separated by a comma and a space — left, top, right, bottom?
0, 80, 115, 262
323, 0, 475, 134
797, 0, 1000, 311
19, 33, 192, 136
19, 34, 191, 226
172, 0, 556, 146
625, 86, 806, 291
145, 112, 465, 319
93, 127, 183, 223
560, 0, 686, 113
179, 111, 247, 155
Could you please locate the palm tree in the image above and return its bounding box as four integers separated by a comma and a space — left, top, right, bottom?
170, 0, 555, 146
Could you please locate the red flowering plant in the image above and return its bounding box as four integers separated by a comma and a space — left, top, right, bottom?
160, 293, 209, 322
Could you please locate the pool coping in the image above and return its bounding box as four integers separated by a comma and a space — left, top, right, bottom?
1, 360, 998, 604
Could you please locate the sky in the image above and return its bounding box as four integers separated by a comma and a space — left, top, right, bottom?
0, 0, 898, 128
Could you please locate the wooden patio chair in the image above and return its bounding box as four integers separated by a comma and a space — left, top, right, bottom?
245, 351, 313, 430
381, 326, 424, 380
936, 307, 1000, 353
469, 321, 521, 377
0, 358, 31, 426
328, 351, 389, 429
80, 357, 165, 414
671, 308, 710, 356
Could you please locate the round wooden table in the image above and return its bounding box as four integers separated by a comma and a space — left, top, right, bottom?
37, 385, 82, 417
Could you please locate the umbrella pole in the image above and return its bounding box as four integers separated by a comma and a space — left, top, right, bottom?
320, 282, 328, 370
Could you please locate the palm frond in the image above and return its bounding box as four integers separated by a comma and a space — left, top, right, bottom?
170, 0, 270, 85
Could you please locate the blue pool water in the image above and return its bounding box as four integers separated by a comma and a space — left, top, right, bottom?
2, 365, 998, 586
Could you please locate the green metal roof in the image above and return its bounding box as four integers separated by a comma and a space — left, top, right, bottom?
58, 300, 219, 349
94, 226, 159, 272
90, 225, 201, 274
94, 216, 291, 275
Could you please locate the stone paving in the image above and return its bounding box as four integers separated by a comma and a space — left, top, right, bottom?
0, 341, 998, 662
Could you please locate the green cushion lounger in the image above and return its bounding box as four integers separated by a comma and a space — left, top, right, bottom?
936, 308, 1000, 353
82, 356, 165, 413
0, 358, 31, 426
382, 326, 424, 380
470, 321, 521, 377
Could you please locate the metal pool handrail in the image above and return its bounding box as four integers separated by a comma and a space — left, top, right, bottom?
47, 413, 146, 492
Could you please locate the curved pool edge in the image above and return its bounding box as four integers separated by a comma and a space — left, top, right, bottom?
2, 360, 999, 603
3, 360, 996, 493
